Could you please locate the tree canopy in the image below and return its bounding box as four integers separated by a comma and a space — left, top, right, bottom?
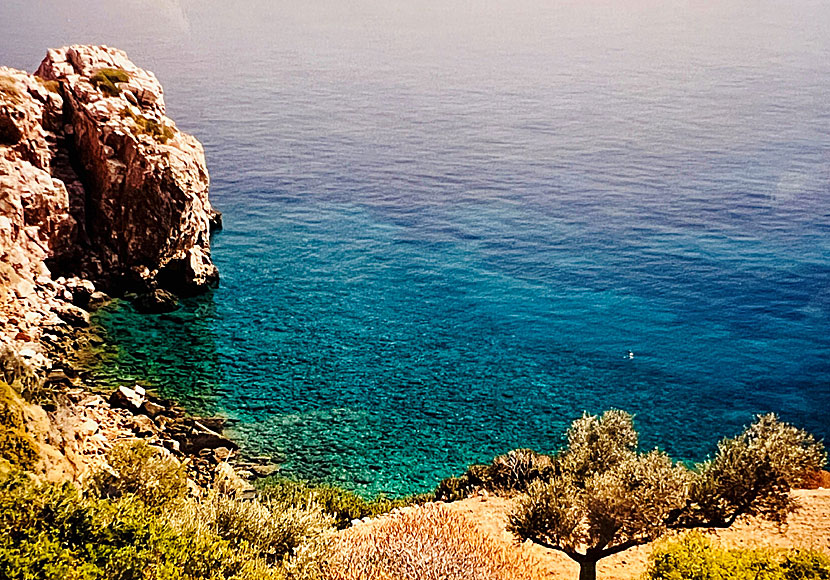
507, 411, 826, 580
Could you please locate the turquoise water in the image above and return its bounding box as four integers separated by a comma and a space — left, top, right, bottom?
2, 0, 829, 495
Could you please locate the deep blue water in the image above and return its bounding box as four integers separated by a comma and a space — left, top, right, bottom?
1, 0, 828, 495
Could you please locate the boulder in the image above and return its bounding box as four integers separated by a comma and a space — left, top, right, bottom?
182, 430, 239, 454
52, 302, 90, 327
62, 277, 95, 307
130, 414, 157, 436
133, 288, 178, 313
179, 421, 238, 454
109, 385, 144, 411
140, 399, 165, 419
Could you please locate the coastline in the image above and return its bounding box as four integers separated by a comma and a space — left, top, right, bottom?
0, 45, 262, 491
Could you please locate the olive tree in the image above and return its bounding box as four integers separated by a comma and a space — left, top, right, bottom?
507, 410, 825, 580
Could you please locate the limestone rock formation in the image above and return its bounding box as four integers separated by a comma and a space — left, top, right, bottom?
36, 45, 220, 294
0, 45, 220, 349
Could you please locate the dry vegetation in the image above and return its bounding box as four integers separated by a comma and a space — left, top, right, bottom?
0, 74, 24, 103
323, 502, 549, 580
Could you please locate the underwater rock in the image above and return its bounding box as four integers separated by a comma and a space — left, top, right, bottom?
134, 288, 179, 313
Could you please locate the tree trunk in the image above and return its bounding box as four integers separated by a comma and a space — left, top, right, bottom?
578, 560, 598, 580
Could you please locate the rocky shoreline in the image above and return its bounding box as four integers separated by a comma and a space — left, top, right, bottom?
0, 45, 273, 492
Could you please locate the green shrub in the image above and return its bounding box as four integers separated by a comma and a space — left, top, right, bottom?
781, 550, 830, 580
121, 107, 175, 143
177, 491, 333, 569
0, 469, 291, 580
257, 477, 428, 530
90, 68, 129, 96
436, 448, 556, 501
89, 440, 187, 510
0, 382, 39, 471
0, 471, 100, 580
647, 532, 830, 580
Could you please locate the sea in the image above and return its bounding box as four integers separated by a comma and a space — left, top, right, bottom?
1, 0, 828, 496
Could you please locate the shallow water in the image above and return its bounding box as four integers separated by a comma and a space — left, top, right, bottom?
2, 0, 828, 495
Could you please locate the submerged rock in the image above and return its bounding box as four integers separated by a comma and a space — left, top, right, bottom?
134, 288, 179, 313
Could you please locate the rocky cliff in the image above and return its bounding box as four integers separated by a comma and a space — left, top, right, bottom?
0, 45, 220, 350
0, 46, 225, 482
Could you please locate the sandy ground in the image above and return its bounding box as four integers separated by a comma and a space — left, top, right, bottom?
443, 489, 830, 579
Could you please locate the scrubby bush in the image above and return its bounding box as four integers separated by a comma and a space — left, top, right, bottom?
257, 477, 428, 530
0, 471, 98, 580
647, 532, 830, 580
0, 74, 24, 103
90, 67, 129, 96
177, 491, 333, 567
323, 502, 546, 580
121, 106, 175, 143
435, 448, 555, 501
0, 466, 326, 580
0, 470, 199, 580
89, 439, 187, 509
35, 77, 60, 94
0, 382, 39, 471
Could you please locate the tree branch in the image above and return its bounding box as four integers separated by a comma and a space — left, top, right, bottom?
598, 538, 649, 559
529, 538, 585, 563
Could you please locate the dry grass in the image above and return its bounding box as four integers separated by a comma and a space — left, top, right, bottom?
0, 74, 24, 104
35, 77, 60, 94
323, 502, 548, 580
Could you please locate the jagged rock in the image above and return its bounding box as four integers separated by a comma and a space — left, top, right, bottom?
1, 45, 219, 347
62, 276, 95, 307
52, 301, 90, 327
1, 47, 226, 494
179, 421, 238, 454
35, 45, 219, 295
133, 288, 178, 313
109, 385, 144, 411
87, 290, 109, 309
182, 430, 238, 454
140, 399, 165, 419
130, 414, 157, 436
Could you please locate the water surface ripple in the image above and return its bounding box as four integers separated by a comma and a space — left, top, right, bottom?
1, 0, 828, 494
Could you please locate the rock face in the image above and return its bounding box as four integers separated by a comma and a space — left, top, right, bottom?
0, 45, 219, 348
36, 45, 220, 294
